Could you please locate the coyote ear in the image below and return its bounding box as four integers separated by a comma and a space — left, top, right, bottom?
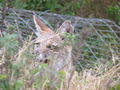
33, 15, 54, 36
58, 20, 74, 34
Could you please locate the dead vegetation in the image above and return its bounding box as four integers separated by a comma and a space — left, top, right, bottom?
0, 37, 120, 90
0, 22, 120, 90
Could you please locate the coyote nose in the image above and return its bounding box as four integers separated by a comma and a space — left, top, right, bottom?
39, 53, 47, 59
37, 53, 49, 63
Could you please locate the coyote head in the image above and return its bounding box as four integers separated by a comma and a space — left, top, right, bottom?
33, 15, 74, 64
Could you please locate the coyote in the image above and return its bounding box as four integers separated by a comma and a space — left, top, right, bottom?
33, 15, 74, 88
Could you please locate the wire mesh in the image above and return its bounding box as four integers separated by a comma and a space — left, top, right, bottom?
0, 8, 120, 67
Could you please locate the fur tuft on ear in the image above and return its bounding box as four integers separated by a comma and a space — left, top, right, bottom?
57, 20, 74, 34
33, 15, 54, 36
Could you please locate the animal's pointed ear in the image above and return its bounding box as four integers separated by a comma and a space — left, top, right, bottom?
33, 15, 54, 36
57, 20, 74, 34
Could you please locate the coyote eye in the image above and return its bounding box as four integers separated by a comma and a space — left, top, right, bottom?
61, 37, 65, 40
47, 44, 58, 50
47, 45, 52, 49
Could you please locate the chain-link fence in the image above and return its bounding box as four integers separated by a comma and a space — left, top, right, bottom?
0, 8, 120, 68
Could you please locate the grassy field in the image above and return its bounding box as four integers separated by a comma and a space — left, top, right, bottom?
0, 32, 120, 90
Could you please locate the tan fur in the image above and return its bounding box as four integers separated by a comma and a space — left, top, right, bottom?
33, 15, 74, 88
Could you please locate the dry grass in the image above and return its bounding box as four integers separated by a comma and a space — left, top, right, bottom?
69, 63, 120, 90
0, 34, 120, 90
